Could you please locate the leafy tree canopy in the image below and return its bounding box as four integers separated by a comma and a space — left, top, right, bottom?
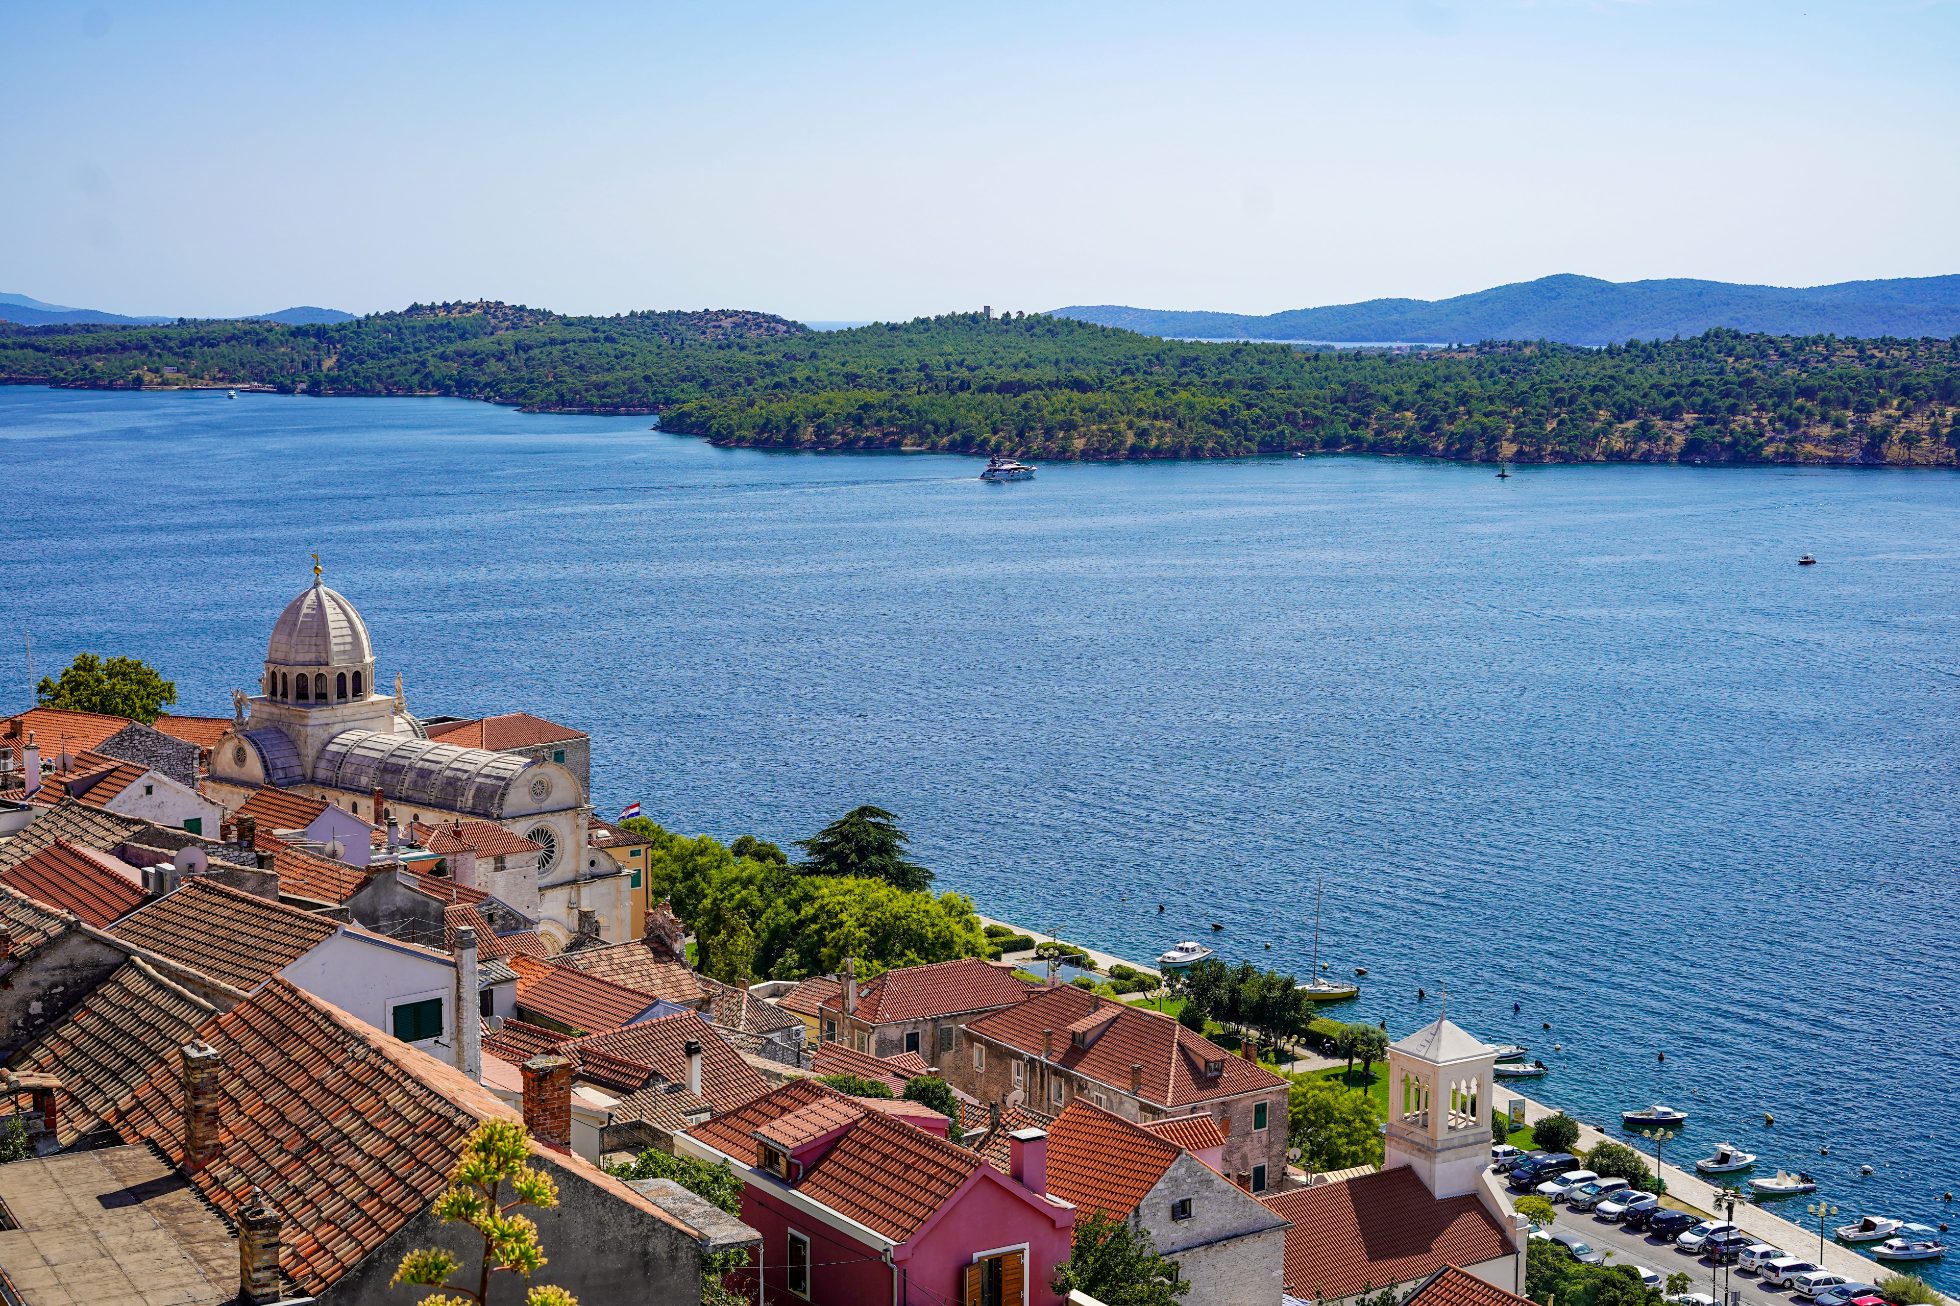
1051, 1210, 1191, 1306
1585, 1140, 1655, 1190
391, 1119, 577, 1306
1287, 1073, 1385, 1171
36, 652, 176, 723
901, 1076, 962, 1141
795, 804, 932, 891
606, 1149, 742, 1216
1532, 1112, 1581, 1154
815, 1074, 893, 1098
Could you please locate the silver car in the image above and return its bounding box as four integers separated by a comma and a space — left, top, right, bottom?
1596, 1189, 1659, 1222
1552, 1232, 1606, 1265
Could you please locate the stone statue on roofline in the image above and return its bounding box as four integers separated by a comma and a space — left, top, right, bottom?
644, 900, 687, 962
231, 688, 249, 727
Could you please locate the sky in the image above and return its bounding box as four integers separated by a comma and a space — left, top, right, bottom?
4, 1, 1958, 322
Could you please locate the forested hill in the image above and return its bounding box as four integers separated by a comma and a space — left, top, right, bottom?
1057, 273, 1960, 346
3, 304, 1958, 466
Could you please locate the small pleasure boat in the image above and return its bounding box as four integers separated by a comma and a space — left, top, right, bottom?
980, 454, 1036, 482
1156, 941, 1214, 970
1873, 1226, 1947, 1261
1748, 1170, 1819, 1197
1490, 1044, 1531, 1063
1836, 1216, 1903, 1244
1297, 976, 1360, 1002
1695, 1143, 1758, 1174
1798, 555, 1817, 565
1495, 1060, 1549, 1079
1623, 1104, 1688, 1130
228, 389, 238, 399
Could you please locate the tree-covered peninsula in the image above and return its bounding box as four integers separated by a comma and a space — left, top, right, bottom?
3, 301, 1957, 466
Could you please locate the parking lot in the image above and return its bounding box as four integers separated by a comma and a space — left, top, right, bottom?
1540, 1206, 1855, 1306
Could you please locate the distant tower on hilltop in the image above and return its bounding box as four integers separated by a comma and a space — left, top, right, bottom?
983, 305, 992, 319
1382, 1015, 1498, 1199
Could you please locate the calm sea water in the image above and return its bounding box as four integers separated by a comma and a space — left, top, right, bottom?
6, 386, 1958, 1270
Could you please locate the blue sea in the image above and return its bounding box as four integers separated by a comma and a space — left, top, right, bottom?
5, 386, 1958, 1273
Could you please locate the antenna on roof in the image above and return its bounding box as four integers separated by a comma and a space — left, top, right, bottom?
1439, 986, 1448, 1023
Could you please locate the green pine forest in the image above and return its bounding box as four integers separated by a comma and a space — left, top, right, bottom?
4, 300, 1958, 466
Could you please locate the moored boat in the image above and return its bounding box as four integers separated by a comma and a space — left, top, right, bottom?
1836, 1216, 1903, 1244
1798, 555, 1817, 565
1748, 1170, 1819, 1197
1623, 1104, 1688, 1130
1298, 976, 1360, 1001
1873, 1226, 1946, 1261
1157, 941, 1214, 970
980, 454, 1036, 481
1495, 1060, 1549, 1079
1490, 1043, 1531, 1063
1695, 1143, 1757, 1174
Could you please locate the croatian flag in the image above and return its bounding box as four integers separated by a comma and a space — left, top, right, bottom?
620, 801, 642, 820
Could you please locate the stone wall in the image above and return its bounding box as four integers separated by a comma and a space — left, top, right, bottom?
1143, 1152, 1289, 1306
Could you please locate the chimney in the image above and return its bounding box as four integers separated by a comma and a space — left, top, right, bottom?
237, 1187, 283, 1305
843, 956, 858, 1016
988, 1102, 1001, 1134
1130, 1063, 1144, 1096
684, 1038, 703, 1096
180, 1042, 223, 1170
372, 786, 385, 826
29, 1079, 58, 1142
253, 848, 276, 872
236, 813, 258, 847
1041, 1029, 1053, 1061
1008, 1128, 1048, 1195
520, 1054, 573, 1151
21, 732, 39, 798
1241, 1039, 1257, 1061
454, 927, 482, 1081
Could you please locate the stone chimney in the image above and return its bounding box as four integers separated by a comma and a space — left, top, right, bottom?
454, 927, 482, 1081
1041, 1029, 1054, 1061
1240, 1039, 1257, 1061
520, 1054, 573, 1151
21, 733, 39, 798
684, 1038, 703, 1096
236, 813, 258, 847
1008, 1128, 1048, 1195
987, 1102, 1001, 1133
843, 956, 858, 1016
180, 1042, 223, 1170
1130, 1063, 1144, 1096
237, 1187, 283, 1305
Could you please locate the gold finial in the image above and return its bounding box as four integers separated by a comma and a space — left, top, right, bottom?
311, 552, 323, 582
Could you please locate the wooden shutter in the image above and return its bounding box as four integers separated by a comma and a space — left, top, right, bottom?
1002, 1251, 1025, 1306
963, 1261, 983, 1306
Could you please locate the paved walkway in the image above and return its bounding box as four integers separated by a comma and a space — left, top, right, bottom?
977, 914, 1161, 979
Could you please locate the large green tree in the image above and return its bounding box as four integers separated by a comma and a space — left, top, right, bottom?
1287, 1073, 1384, 1170
795, 805, 932, 891
35, 652, 176, 723
1051, 1210, 1190, 1306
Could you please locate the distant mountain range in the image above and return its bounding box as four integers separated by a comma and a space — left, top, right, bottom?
0, 293, 354, 327
1054, 273, 1960, 346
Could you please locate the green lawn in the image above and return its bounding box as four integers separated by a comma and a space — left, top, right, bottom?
1308, 1064, 1390, 1114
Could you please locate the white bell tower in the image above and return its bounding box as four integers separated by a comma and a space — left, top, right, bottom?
1382, 1014, 1498, 1199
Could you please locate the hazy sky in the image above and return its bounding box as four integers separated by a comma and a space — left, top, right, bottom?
5, 1, 1957, 321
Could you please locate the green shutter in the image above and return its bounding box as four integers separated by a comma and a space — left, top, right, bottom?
183, 817, 202, 835
392, 998, 444, 1042
1254, 1101, 1268, 1130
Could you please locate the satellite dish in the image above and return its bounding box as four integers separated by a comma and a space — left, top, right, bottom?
1287, 1148, 1302, 1162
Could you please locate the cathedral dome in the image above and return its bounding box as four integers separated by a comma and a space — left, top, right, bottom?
268, 579, 373, 668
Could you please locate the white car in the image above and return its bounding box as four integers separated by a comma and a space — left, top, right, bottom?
1597, 1190, 1659, 1222
1737, 1245, 1786, 1275
1676, 1221, 1739, 1253
1668, 1296, 1715, 1306
1792, 1271, 1849, 1300
1631, 1267, 1662, 1289
1763, 1260, 1822, 1290
1566, 1178, 1632, 1212
1538, 1169, 1600, 1202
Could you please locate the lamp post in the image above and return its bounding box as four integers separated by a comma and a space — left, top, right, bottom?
1714, 1188, 1741, 1302
1807, 1201, 1840, 1264
1646, 1127, 1678, 1188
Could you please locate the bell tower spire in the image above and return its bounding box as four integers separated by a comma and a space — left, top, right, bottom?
1383, 1015, 1497, 1199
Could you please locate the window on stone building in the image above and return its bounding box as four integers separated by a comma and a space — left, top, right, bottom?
1012, 1060, 1023, 1086
973, 1043, 985, 1072
1051, 1079, 1065, 1107
1252, 1164, 1268, 1192
786, 1229, 810, 1297
314, 673, 327, 700
938, 1025, 954, 1054
1170, 1197, 1193, 1221
353, 670, 364, 697
296, 675, 309, 702
1254, 1102, 1269, 1131
905, 1031, 920, 1055
552, 749, 565, 764
479, 989, 493, 1018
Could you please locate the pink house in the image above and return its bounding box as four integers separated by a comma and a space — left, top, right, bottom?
677, 1078, 1076, 1306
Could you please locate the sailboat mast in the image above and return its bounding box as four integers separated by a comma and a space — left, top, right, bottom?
1311, 879, 1322, 975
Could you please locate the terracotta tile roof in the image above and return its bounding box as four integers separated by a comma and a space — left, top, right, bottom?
821, 956, 1036, 1024
0, 881, 78, 960
507, 954, 667, 1035
1261, 1166, 1515, 1300
699, 975, 804, 1039
687, 1078, 989, 1242
1040, 1100, 1182, 1218
483, 1016, 566, 1065
1141, 1112, 1227, 1153
609, 1080, 715, 1132
964, 1104, 1056, 1171
965, 984, 1288, 1107
447, 819, 541, 858
258, 833, 369, 905
811, 1042, 931, 1094
587, 817, 650, 849
399, 866, 492, 905
6, 957, 215, 1145
107, 876, 337, 993
0, 838, 146, 927
775, 974, 842, 1018
104, 979, 706, 1296
426, 712, 586, 751
238, 786, 332, 831
559, 937, 704, 1005
0, 797, 144, 872
445, 903, 547, 961
1, 706, 131, 771
67, 759, 148, 807
1405, 1265, 1536, 1306
151, 714, 233, 751
561, 1013, 770, 1111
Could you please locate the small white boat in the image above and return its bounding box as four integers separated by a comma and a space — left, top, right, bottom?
1297, 976, 1360, 1001
1157, 941, 1214, 970
1490, 1043, 1531, 1063
1695, 1143, 1758, 1174
1873, 1226, 1946, 1262
980, 454, 1036, 482
1748, 1170, 1819, 1197
1836, 1216, 1903, 1244
227, 389, 238, 399
1623, 1104, 1688, 1130
1495, 1060, 1549, 1079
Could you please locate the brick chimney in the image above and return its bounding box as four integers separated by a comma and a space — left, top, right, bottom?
372, 786, 385, 826
454, 927, 482, 1081
684, 1038, 703, 1096
1008, 1128, 1048, 1195
237, 1187, 283, 1305
180, 1042, 223, 1170
21, 732, 39, 798
520, 1054, 573, 1151
1241, 1039, 1257, 1061
1041, 1029, 1054, 1061
843, 956, 858, 1016
236, 813, 258, 847
1130, 1063, 1144, 1096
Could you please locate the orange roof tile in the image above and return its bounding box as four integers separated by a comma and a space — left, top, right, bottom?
822, 956, 1036, 1024
559, 937, 703, 1005
238, 786, 332, 831
446, 819, 540, 858
1140, 1112, 1226, 1153
0, 880, 80, 959
0, 798, 144, 873
151, 714, 233, 751
1, 707, 131, 770
507, 954, 667, 1035
426, 712, 585, 751
0, 838, 146, 927
399, 866, 492, 905
1406, 1266, 1536, 1306
965, 984, 1287, 1108
561, 1013, 770, 1111
811, 1042, 930, 1094
107, 877, 337, 992
776, 974, 842, 1018
964, 1103, 1056, 1171
1261, 1167, 1515, 1300
257, 834, 370, 905
483, 1016, 566, 1065
1041, 1100, 1182, 1218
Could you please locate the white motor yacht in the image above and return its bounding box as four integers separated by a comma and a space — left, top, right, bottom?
1695, 1143, 1758, 1174
1835, 1216, 1903, 1244
1623, 1104, 1688, 1130
1873, 1226, 1946, 1262
1748, 1171, 1819, 1197
1157, 941, 1214, 970
980, 455, 1036, 481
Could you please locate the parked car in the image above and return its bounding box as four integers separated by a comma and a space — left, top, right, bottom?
1622, 1201, 1664, 1232
1667, 1295, 1715, 1306
1511, 1153, 1578, 1191
1704, 1231, 1757, 1265
1648, 1209, 1698, 1240
1763, 1259, 1822, 1289
1597, 1189, 1660, 1222
1567, 1178, 1633, 1212
1631, 1267, 1662, 1288
1539, 1169, 1602, 1202
1791, 1271, 1849, 1300
1552, 1232, 1606, 1265
1492, 1144, 1525, 1171
1812, 1282, 1882, 1306
1738, 1245, 1787, 1275
1676, 1220, 1740, 1253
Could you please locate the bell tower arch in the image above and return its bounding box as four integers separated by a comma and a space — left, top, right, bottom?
1383, 1014, 1498, 1199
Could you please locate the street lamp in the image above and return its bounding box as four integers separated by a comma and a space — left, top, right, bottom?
1807, 1201, 1840, 1264
1645, 1128, 1678, 1187
1714, 1188, 1742, 1302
